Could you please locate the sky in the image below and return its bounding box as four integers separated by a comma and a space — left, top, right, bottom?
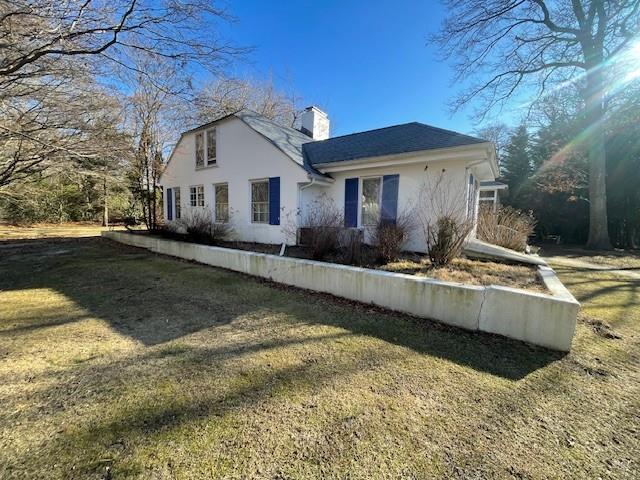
216, 0, 490, 137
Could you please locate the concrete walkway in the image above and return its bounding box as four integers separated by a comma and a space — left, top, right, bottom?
544, 256, 640, 280
463, 239, 547, 266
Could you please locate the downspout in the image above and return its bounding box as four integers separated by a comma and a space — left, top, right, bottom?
295, 177, 317, 244
298, 177, 317, 212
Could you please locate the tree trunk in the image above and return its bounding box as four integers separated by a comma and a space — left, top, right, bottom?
102, 174, 109, 227
582, 65, 612, 250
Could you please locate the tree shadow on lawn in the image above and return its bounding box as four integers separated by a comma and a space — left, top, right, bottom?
0, 237, 562, 379
8, 340, 410, 478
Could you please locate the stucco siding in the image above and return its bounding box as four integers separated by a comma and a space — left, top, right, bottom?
160, 117, 310, 245
301, 158, 484, 252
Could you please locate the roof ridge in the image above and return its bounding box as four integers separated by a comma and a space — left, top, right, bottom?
309, 121, 486, 144
309, 122, 421, 143
237, 109, 314, 139
414, 122, 487, 142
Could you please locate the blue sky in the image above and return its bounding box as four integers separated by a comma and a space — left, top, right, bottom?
217, 0, 488, 137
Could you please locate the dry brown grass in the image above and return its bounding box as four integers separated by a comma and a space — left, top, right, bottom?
0, 222, 111, 240
0, 226, 638, 479
381, 255, 546, 292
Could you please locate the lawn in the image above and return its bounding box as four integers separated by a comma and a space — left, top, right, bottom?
541, 244, 640, 270
0, 226, 638, 479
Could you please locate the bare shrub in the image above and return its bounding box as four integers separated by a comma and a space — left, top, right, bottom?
177, 207, 234, 245
373, 211, 415, 263
425, 217, 472, 266
341, 228, 364, 265
417, 170, 473, 267
298, 194, 344, 260
477, 205, 536, 252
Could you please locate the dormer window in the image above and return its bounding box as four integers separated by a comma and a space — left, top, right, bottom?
206, 128, 216, 165
195, 132, 204, 168
195, 127, 216, 168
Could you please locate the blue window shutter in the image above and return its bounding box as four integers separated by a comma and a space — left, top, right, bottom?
344, 178, 359, 227
269, 177, 280, 225
166, 188, 173, 221
381, 175, 399, 225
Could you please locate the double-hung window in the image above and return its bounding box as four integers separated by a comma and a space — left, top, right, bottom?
206, 128, 216, 166
361, 177, 382, 226
195, 127, 217, 168
251, 180, 269, 223
214, 183, 229, 223
174, 187, 181, 219
195, 133, 204, 168
190, 185, 205, 207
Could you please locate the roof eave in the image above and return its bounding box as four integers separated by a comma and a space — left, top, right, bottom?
313, 142, 495, 173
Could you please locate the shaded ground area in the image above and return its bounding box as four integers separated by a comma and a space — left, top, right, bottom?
541, 244, 640, 270
0, 226, 638, 479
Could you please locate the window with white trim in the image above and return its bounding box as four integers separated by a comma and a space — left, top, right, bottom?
251, 180, 269, 223
206, 128, 216, 165
174, 187, 181, 219
190, 185, 204, 207
195, 133, 204, 168
361, 177, 382, 226
214, 183, 229, 223
195, 127, 217, 168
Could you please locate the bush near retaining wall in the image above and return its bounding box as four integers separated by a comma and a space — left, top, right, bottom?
103, 232, 579, 351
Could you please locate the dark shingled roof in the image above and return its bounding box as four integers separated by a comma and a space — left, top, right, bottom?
173, 113, 490, 181
302, 122, 488, 166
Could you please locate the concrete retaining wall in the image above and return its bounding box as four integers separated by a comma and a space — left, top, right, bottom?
103, 231, 579, 351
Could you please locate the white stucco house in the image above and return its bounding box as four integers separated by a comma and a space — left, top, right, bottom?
159, 106, 498, 252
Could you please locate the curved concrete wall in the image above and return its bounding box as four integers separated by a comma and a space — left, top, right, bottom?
103, 232, 578, 351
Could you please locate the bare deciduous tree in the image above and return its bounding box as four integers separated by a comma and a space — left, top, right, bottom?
0, 0, 238, 81
473, 122, 510, 166
195, 76, 303, 127
434, 0, 640, 249
0, 74, 129, 188
123, 54, 186, 230
0, 0, 240, 189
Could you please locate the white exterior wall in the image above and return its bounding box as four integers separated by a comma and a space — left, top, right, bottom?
301, 157, 484, 253
160, 117, 310, 245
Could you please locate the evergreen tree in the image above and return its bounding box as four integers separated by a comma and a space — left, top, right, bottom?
502, 125, 531, 206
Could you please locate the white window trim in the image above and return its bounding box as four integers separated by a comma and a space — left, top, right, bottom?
173, 187, 181, 219
250, 179, 269, 224
195, 127, 218, 169
195, 132, 205, 168
206, 128, 217, 166
189, 184, 205, 208
359, 176, 383, 227
213, 182, 229, 223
